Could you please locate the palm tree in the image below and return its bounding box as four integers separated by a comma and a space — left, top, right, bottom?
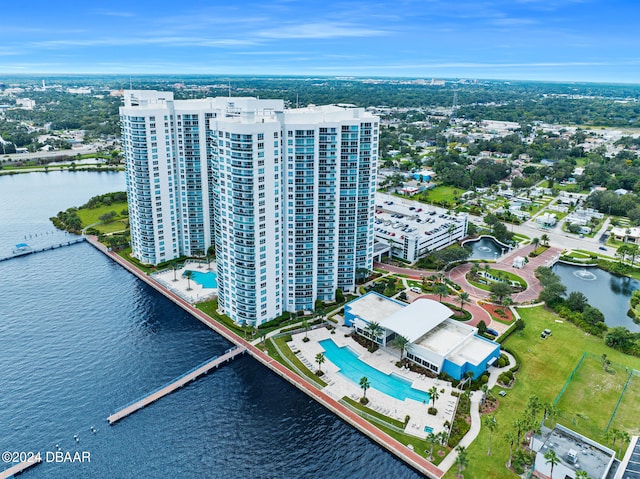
616, 244, 628, 263
513, 418, 525, 450
484, 415, 498, 456
615, 429, 630, 457
428, 386, 440, 408
543, 402, 558, 428
434, 283, 449, 302
364, 321, 383, 345
359, 376, 370, 402
505, 431, 516, 467
575, 470, 590, 479
611, 428, 621, 450
532, 237, 540, 248
540, 233, 549, 247
455, 445, 469, 478
458, 291, 470, 311
301, 318, 310, 340
527, 394, 541, 423
172, 261, 179, 282
315, 352, 325, 373
463, 371, 475, 389
391, 335, 411, 360
184, 270, 193, 291
426, 432, 438, 460
544, 449, 559, 478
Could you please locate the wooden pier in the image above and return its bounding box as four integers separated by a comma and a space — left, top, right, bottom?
0, 237, 86, 262
0, 456, 41, 479
108, 346, 246, 424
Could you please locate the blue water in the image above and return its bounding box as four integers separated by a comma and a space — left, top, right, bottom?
464, 236, 506, 261
319, 339, 430, 403
0, 171, 423, 478
184, 270, 218, 288
553, 262, 640, 332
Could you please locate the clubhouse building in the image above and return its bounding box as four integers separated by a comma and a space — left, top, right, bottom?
344, 292, 501, 381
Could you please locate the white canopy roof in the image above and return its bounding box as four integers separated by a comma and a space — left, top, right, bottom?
379, 298, 454, 343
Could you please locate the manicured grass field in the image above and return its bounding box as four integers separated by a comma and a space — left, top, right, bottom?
77, 201, 128, 225
554, 354, 630, 440
609, 372, 640, 436
443, 306, 640, 479
419, 185, 464, 205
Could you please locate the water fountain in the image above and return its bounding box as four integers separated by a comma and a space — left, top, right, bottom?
572, 268, 597, 281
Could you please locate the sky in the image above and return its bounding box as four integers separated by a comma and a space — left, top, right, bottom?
2, 0, 640, 83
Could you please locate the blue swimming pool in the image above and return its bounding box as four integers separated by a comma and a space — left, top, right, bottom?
319, 339, 430, 403
183, 270, 218, 288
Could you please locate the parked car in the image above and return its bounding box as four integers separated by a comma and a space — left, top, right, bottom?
486, 328, 499, 337
410, 287, 422, 293
599, 246, 607, 251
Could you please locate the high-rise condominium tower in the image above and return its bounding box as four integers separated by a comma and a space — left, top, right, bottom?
120, 90, 378, 325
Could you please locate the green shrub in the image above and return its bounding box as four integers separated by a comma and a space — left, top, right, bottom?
498, 372, 511, 385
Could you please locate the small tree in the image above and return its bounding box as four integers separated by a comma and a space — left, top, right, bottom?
391, 335, 411, 360
315, 352, 325, 373
477, 320, 488, 335
455, 445, 469, 478
459, 291, 470, 311
540, 233, 550, 247
484, 415, 498, 456
364, 321, 383, 345
434, 283, 449, 302
426, 432, 438, 460
172, 261, 179, 282
428, 386, 440, 408
544, 449, 559, 478
184, 270, 193, 291
489, 282, 512, 304
359, 376, 370, 403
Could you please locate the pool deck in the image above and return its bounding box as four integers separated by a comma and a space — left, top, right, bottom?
289, 326, 458, 439
152, 261, 217, 303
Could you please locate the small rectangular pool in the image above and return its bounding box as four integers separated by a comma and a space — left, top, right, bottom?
319, 339, 430, 403
184, 270, 218, 289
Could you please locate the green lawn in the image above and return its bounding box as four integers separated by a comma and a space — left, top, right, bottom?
418, 185, 465, 205
444, 306, 640, 479
554, 354, 630, 440
76, 201, 128, 226
609, 372, 640, 435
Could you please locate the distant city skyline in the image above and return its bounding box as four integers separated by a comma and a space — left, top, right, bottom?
2, 0, 640, 84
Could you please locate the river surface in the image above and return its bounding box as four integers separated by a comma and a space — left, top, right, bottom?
0, 171, 422, 478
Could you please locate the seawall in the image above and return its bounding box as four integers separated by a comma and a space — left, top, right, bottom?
85, 237, 444, 479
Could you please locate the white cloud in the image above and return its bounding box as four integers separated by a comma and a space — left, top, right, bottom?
257, 22, 390, 39
31, 36, 257, 49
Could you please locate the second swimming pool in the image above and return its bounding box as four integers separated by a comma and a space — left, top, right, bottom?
319, 338, 430, 403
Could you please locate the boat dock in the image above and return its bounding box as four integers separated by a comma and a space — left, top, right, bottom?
0, 237, 86, 262
86, 235, 443, 478
108, 346, 246, 424
0, 456, 41, 479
